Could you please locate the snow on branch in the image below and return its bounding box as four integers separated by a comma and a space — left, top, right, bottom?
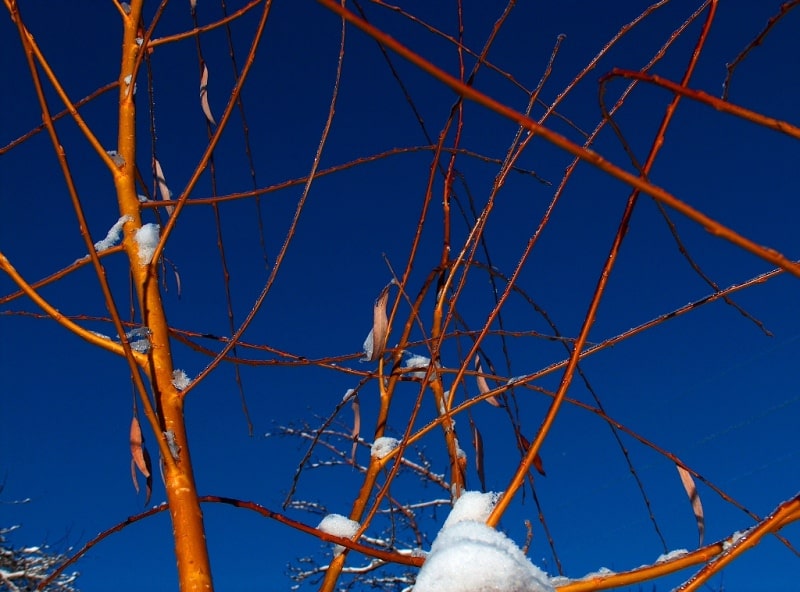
414, 491, 554, 592
317, 514, 361, 556
134, 223, 159, 265
94, 215, 132, 252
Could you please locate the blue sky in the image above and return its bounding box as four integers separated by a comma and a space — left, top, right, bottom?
1, 1, 799, 591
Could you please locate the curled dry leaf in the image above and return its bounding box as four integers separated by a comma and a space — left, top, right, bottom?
470, 416, 487, 492
142, 448, 152, 506
154, 158, 174, 215
677, 464, 705, 546
199, 62, 217, 126
350, 394, 360, 464
474, 355, 502, 407
130, 416, 150, 478
516, 429, 546, 477
362, 283, 391, 361
130, 416, 153, 504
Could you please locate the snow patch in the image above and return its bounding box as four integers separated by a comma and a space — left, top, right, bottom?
656, 548, 689, 563
414, 521, 553, 592
442, 491, 500, 530
723, 529, 748, 551
124, 326, 150, 353
317, 514, 360, 556
172, 369, 191, 391
94, 215, 131, 252
550, 567, 615, 587
134, 223, 159, 265
404, 354, 433, 378
371, 437, 399, 459
413, 491, 554, 591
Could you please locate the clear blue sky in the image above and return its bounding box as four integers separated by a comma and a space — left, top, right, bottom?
1, 1, 799, 591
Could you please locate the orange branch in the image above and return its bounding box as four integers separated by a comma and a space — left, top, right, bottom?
317, 0, 800, 279
604, 68, 800, 139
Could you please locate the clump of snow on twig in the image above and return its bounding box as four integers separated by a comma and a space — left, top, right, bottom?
404, 353, 435, 379
106, 150, 126, 167
442, 491, 500, 529
550, 567, 615, 587
134, 223, 159, 265
655, 548, 689, 563
371, 437, 399, 459
124, 326, 150, 353
172, 369, 191, 391
723, 529, 748, 550
317, 514, 360, 556
94, 215, 131, 252
413, 491, 554, 592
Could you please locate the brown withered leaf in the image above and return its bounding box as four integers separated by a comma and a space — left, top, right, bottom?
474, 355, 501, 407
677, 464, 704, 546
130, 458, 139, 494
470, 417, 486, 492
362, 283, 391, 361
154, 158, 174, 215
532, 451, 546, 477
130, 416, 153, 504
516, 429, 546, 476
199, 62, 216, 126
130, 416, 150, 478
142, 447, 152, 506
350, 394, 361, 464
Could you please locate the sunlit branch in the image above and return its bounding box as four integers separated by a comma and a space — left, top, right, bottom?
0, 252, 141, 360
721, 0, 800, 99
317, 0, 800, 280
38, 494, 425, 590
138, 145, 546, 209
149, 0, 263, 47
378, 264, 788, 460
148, 1, 273, 271
0, 247, 122, 306
0, 82, 118, 155
4, 3, 121, 173
604, 68, 800, 139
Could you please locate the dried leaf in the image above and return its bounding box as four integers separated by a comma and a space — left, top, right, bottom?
516, 429, 545, 476
350, 394, 361, 464
470, 417, 486, 492
163, 257, 182, 298
677, 464, 704, 546
154, 158, 174, 215
142, 447, 152, 506
130, 416, 150, 478
362, 283, 391, 361
173, 266, 182, 297
130, 459, 139, 494
474, 355, 501, 407
199, 62, 216, 126
532, 451, 546, 477
130, 417, 153, 504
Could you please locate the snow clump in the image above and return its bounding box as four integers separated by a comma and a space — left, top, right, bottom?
171, 369, 191, 391
371, 437, 400, 459
404, 354, 433, 378
413, 491, 554, 592
317, 514, 360, 556
94, 215, 131, 252
134, 223, 159, 265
